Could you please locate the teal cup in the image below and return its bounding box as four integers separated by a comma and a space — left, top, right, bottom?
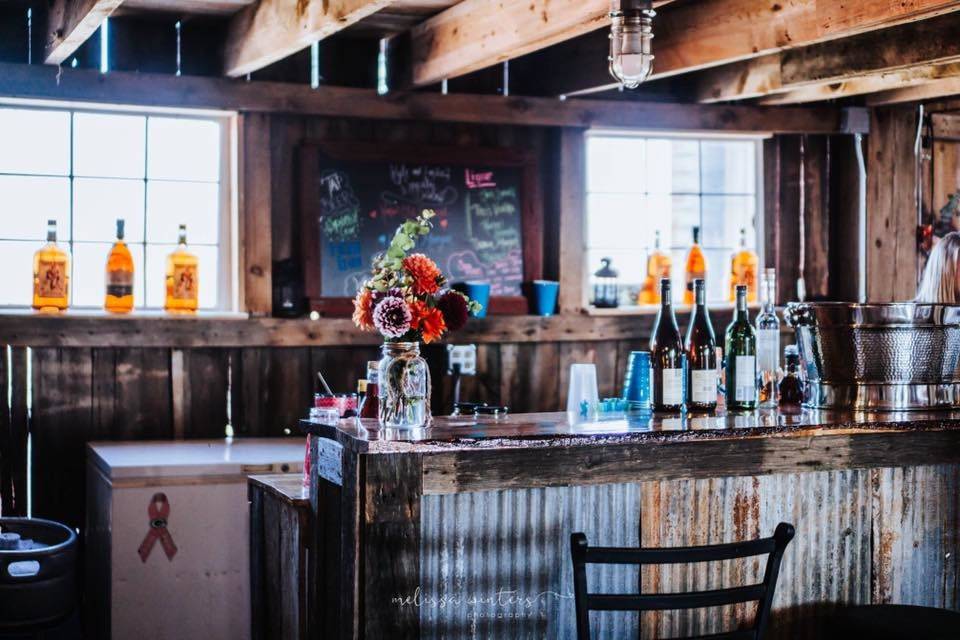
455, 282, 490, 318
531, 280, 559, 316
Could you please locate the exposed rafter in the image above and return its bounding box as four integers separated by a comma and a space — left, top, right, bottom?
223, 0, 397, 78
524, 0, 960, 98
45, 0, 125, 65
868, 76, 960, 106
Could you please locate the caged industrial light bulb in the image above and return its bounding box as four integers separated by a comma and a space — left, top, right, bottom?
608, 0, 655, 89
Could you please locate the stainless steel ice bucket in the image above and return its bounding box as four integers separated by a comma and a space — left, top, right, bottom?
785, 302, 960, 410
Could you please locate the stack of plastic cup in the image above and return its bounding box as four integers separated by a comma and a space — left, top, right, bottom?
622, 351, 652, 410
566, 363, 600, 419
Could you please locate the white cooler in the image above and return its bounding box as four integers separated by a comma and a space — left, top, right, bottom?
85, 438, 306, 640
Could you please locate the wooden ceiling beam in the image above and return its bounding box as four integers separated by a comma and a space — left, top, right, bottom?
45, 0, 125, 65
696, 13, 960, 104
406, 0, 675, 89
223, 0, 397, 77
867, 77, 960, 106
535, 0, 960, 98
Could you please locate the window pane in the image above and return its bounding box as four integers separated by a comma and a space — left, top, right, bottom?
146, 181, 220, 245
0, 241, 42, 306
146, 244, 218, 309
669, 195, 700, 250
0, 108, 70, 175
73, 178, 146, 242
73, 113, 146, 179
702, 195, 756, 249
670, 139, 700, 194
701, 140, 755, 194
703, 248, 732, 304
148, 117, 221, 182
0, 176, 70, 240
586, 193, 663, 249
586, 136, 646, 193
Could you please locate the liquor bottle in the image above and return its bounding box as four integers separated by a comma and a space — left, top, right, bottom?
105, 219, 134, 314
683, 226, 706, 306
685, 279, 717, 412
164, 224, 199, 314
638, 230, 672, 305
778, 345, 804, 415
729, 228, 759, 303
359, 361, 380, 419
32, 219, 70, 313
756, 268, 780, 408
725, 285, 757, 411
650, 278, 685, 412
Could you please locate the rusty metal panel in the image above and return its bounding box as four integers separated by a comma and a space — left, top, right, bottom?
639, 476, 763, 638
420, 483, 640, 640
872, 464, 960, 610
759, 470, 872, 639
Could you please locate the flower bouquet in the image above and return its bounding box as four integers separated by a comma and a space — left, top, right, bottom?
352, 210, 482, 428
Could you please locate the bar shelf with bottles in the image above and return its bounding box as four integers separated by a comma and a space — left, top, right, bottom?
647, 267, 797, 415
31, 219, 200, 316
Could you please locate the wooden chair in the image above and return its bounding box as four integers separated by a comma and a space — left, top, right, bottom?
570, 522, 795, 640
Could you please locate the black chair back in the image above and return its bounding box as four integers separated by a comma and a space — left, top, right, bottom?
570, 522, 795, 640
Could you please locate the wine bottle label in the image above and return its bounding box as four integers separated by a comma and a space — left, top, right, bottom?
757, 329, 779, 374
172, 264, 198, 300
734, 355, 757, 402
106, 269, 134, 297
37, 261, 66, 298
691, 369, 717, 404
661, 368, 684, 406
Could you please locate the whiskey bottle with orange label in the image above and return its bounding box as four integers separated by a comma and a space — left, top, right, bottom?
105, 219, 135, 313
683, 226, 706, 305
32, 219, 70, 313
729, 227, 759, 303
638, 230, 672, 305
164, 224, 199, 313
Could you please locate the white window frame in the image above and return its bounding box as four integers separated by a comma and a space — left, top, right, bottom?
0, 98, 239, 313
583, 128, 768, 309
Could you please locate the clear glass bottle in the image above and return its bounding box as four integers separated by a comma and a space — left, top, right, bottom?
729, 227, 759, 303
105, 219, 134, 313
756, 268, 781, 408
650, 278, 686, 412
32, 219, 70, 313
685, 279, 717, 412
638, 230, 672, 305
683, 226, 706, 306
725, 285, 757, 411
164, 224, 199, 314
378, 342, 428, 428
778, 344, 805, 415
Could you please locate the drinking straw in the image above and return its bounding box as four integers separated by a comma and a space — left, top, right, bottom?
316, 371, 334, 396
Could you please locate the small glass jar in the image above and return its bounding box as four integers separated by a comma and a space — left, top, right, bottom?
378, 342, 429, 429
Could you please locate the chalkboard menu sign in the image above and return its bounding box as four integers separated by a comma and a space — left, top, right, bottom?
299, 143, 542, 315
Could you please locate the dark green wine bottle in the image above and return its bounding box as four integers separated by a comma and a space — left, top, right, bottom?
685, 279, 717, 412
725, 284, 757, 411
650, 278, 686, 412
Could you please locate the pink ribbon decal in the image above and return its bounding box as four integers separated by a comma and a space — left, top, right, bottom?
138, 492, 178, 563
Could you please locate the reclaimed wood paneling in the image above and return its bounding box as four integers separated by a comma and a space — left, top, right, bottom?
239, 112, 274, 316
0, 347, 10, 515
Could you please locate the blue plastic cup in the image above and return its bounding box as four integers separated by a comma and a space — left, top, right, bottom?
455, 281, 490, 318
622, 351, 652, 409
531, 280, 560, 316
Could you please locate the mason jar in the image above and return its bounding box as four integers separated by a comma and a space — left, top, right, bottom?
377, 342, 429, 429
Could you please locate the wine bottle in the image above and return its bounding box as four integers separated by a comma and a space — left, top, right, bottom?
729, 227, 759, 303
756, 268, 780, 408
685, 279, 717, 412
725, 284, 757, 411
650, 278, 685, 412
683, 226, 706, 305
638, 230, 672, 305
105, 218, 134, 314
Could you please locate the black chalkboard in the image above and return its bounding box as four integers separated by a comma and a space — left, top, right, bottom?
299, 143, 541, 314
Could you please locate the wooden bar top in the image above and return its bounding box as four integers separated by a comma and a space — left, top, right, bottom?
301, 409, 960, 454
248, 473, 309, 506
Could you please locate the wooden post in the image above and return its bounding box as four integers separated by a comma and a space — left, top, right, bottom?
558, 128, 587, 313
866, 106, 921, 302
239, 113, 274, 317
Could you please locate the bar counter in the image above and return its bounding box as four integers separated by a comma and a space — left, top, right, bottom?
304, 411, 960, 639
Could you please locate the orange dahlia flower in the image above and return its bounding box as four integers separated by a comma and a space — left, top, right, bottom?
410, 300, 447, 344
352, 288, 375, 330
403, 253, 442, 296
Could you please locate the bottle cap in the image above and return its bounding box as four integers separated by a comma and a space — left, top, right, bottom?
357, 379, 368, 393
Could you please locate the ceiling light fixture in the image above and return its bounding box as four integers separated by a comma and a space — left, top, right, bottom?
608, 0, 655, 89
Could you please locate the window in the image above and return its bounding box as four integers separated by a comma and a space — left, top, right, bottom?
585, 131, 763, 306
0, 105, 233, 310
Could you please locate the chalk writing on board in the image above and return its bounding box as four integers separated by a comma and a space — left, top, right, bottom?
465, 169, 496, 189
318, 171, 361, 242
382, 164, 459, 208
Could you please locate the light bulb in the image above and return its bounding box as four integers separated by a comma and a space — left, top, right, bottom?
608, 8, 655, 89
